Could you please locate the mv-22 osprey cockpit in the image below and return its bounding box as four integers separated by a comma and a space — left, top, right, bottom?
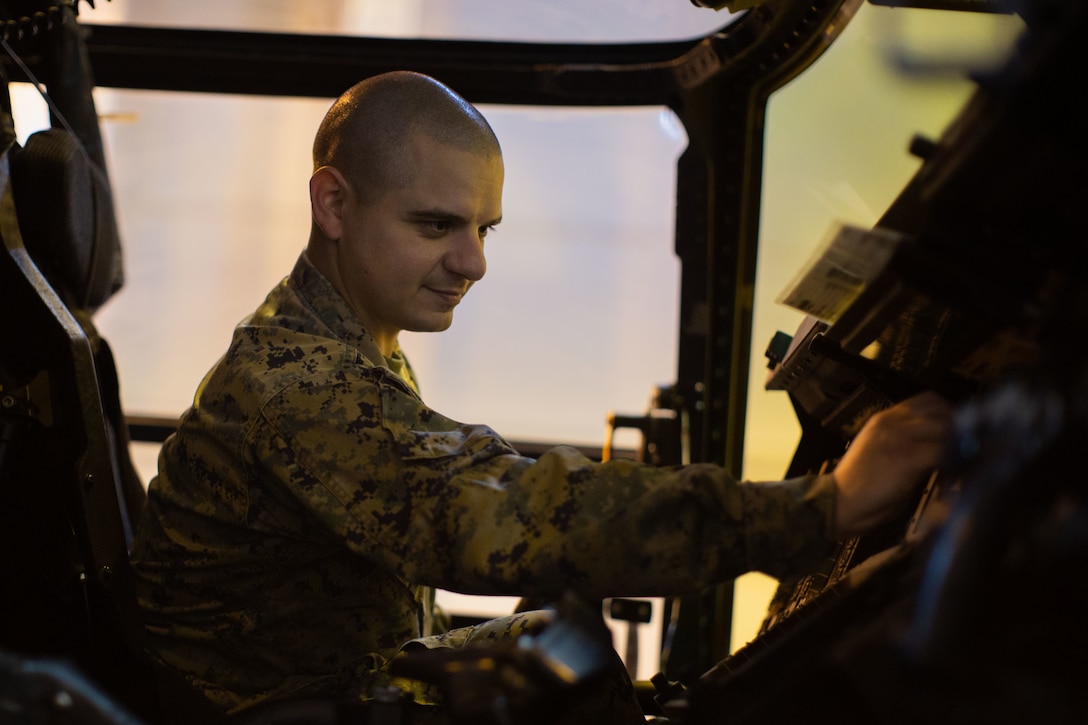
2, 0, 1086, 723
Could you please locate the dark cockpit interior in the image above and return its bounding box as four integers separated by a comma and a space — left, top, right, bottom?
2, 0, 1085, 722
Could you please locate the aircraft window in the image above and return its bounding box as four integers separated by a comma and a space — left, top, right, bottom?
8, 88, 684, 467
738, 1, 1025, 650
79, 0, 737, 43
748, 3, 1024, 483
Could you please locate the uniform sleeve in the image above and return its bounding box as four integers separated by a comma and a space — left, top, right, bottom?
251, 373, 838, 600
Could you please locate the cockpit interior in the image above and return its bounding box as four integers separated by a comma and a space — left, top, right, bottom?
1, 1, 1083, 723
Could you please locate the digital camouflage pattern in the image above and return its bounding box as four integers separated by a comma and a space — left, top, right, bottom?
130, 253, 838, 716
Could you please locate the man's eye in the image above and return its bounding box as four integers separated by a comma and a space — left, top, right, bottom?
423, 220, 451, 234
479, 225, 496, 239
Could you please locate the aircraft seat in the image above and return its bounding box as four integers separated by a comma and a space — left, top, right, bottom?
0, 110, 224, 723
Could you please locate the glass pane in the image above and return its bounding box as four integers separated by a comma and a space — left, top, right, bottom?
737, 2, 1024, 651
78, 91, 684, 452
747, 2, 1024, 482
80, 0, 737, 43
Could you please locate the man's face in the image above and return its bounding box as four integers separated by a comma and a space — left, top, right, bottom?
335, 132, 504, 354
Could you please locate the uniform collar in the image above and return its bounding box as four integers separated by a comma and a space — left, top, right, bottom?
288, 252, 390, 366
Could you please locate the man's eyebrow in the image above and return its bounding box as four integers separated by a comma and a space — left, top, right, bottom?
406, 209, 502, 227
406, 208, 465, 223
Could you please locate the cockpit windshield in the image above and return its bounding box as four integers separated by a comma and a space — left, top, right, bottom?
80, 0, 738, 43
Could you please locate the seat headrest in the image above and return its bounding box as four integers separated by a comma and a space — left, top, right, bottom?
10, 127, 123, 312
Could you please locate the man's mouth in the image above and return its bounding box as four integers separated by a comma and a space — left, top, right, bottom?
427, 287, 465, 306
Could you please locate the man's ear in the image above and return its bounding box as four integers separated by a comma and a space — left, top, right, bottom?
310, 166, 346, 240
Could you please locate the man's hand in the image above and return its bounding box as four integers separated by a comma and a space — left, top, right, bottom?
832, 391, 954, 538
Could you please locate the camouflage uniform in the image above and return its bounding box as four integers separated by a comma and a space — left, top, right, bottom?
130, 253, 838, 717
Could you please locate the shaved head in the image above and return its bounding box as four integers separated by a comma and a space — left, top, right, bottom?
313, 71, 501, 204
305, 71, 504, 355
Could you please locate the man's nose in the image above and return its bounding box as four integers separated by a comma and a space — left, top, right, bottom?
445, 230, 487, 281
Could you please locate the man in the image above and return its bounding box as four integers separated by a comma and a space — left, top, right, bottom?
130, 71, 953, 721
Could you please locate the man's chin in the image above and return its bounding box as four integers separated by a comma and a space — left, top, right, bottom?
407, 316, 455, 334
